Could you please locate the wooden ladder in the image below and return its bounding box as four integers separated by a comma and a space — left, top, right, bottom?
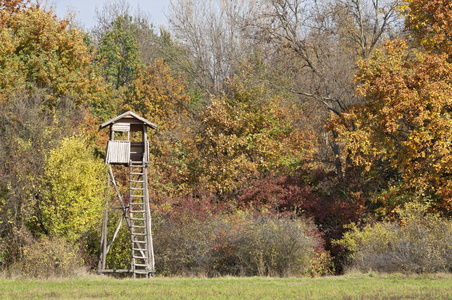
129, 163, 155, 278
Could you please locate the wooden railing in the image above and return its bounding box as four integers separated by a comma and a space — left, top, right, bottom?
106, 140, 148, 165
106, 140, 130, 164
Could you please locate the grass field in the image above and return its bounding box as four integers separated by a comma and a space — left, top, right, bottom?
1, 273, 452, 299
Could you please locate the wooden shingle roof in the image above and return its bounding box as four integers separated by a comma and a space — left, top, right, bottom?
99, 111, 157, 130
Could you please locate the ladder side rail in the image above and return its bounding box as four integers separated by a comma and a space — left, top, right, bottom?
129, 163, 149, 277
143, 164, 155, 273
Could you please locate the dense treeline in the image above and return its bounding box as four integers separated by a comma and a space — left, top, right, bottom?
1, 0, 452, 277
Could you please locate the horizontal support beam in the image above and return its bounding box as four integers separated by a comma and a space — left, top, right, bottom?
98, 269, 132, 273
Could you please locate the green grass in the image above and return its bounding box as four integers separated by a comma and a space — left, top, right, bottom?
1, 273, 452, 299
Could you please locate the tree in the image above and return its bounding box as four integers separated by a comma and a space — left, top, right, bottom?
123, 58, 197, 197
0, 90, 87, 267
228, 0, 402, 180
330, 39, 452, 213
93, 0, 165, 66
405, 0, 452, 56
0, 0, 29, 14
0, 2, 110, 268
92, 0, 178, 119
196, 67, 315, 196
328, 0, 452, 214
168, 0, 254, 95
97, 15, 141, 89
0, 1, 104, 107
123, 58, 193, 132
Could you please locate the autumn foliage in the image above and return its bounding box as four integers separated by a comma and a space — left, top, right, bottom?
196, 69, 315, 195
123, 58, 192, 132
3, 0, 452, 277
330, 39, 452, 213
0, 2, 105, 107
405, 0, 452, 56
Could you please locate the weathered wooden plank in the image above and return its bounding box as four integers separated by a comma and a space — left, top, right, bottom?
108, 166, 128, 215
97, 211, 108, 273
112, 123, 130, 132
144, 165, 155, 273
106, 140, 130, 164
99, 111, 157, 129
99, 269, 132, 273
106, 214, 124, 255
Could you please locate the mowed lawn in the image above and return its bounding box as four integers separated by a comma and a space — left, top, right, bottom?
1, 273, 452, 299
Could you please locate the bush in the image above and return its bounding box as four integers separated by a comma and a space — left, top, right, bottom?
238, 172, 367, 274
232, 214, 319, 277
338, 202, 452, 273
152, 197, 217, 276
12, 236, 84, 278
153, 197, 328, 277
41, 136, 107, 242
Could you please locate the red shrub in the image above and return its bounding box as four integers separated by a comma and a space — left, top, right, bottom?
238, 168, 368, 273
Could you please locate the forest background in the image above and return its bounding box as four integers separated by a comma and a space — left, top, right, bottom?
2, 0, 452, 277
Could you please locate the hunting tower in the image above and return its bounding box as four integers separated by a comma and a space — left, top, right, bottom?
98, 111, 157, 278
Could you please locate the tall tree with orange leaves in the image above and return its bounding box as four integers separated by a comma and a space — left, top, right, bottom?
123, 58, 198, 197
329, 0, 452, 215
123, 58, 193, 132
0, 0, 105, 107
405, 0, 452, 57
196, 67, 316, 197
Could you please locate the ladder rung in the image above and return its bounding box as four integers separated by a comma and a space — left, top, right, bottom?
132, 249, 146, 253
132, 250, 147, 253
134, 270, 152, 274
133, 255, 147, 259
132, 225, 146, 228
131, 187, 144, 190
130, 210, 145, 213
130, 195, 145, 198
133, 240, 147, 244
130, 180, 144, 183
132, 233, 146, 237
133, 247, 147, 251
133, 235, 146, 243
133, 263, 148, 267
133, 256, 146, 259
133, 246, 146, 250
